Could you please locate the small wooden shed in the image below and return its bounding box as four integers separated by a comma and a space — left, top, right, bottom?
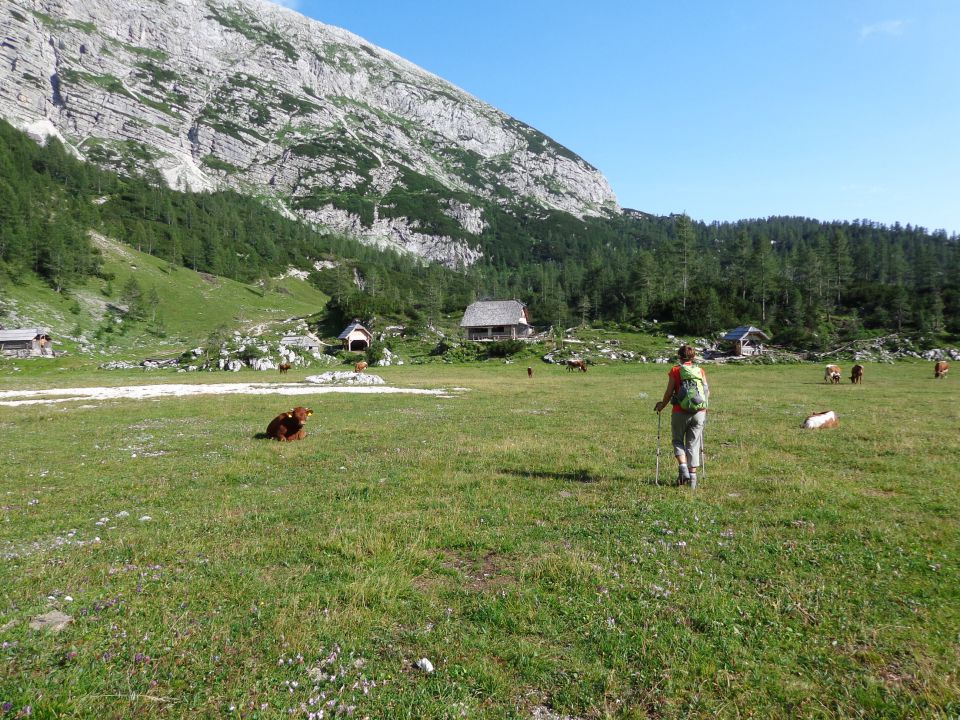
338, 322, 372, 351
0, 328, 54, 357
721, 326, 770, 356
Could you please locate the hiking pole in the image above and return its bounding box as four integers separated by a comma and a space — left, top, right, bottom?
655, 410, 662, 486
699, 426, 706, 486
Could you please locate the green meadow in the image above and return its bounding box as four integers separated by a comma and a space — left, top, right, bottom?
1, 361, 958, 719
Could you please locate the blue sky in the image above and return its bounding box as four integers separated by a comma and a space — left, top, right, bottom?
280, 1, 960, 234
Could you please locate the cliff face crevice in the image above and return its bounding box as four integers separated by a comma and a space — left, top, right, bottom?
1, 0, 621, 266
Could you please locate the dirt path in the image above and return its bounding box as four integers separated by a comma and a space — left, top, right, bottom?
0, 382, 455, 407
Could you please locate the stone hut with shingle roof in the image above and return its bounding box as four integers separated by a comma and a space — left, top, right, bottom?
0, 328, 54, 357
459, 300, 533, 341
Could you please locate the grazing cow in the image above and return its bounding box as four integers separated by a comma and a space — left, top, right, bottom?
850, 364, 864, 384
278, 362, 292, 374
824, 364, 842, 384
527, 366, 533, 378
354, 360, 368, 373
802, 410, 840, 429
566, 359, 587, 373
935, 360, 949, 379
266, 406, 313, 442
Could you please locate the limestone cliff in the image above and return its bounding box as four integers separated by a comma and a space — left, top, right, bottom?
0, 0, 621, 266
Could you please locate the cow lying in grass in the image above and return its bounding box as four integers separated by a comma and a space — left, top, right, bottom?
850, 364, 864, 384
824, 364, 842, 384
566, 359, 587, 372
266, 406, 313, 442
802, 410, 839, 429
935, 360, 949, 379
354, 361, 368, 373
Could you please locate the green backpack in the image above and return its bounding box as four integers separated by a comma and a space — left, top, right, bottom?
674, 364, 709, 411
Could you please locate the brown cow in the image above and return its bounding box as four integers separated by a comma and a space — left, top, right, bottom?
824, 364, 842, 384
935, 360, 949, 379
278, 362, 292, 374
266, 406, 313, 442
850, 364, 864, 384
354, 360, 368, 373
566, 359, 587, 373
527, 366, 533, 378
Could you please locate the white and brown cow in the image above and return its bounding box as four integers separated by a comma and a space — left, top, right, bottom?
802, 410, 840, 429
824, 364, 842, 384
934, 360, 949, 379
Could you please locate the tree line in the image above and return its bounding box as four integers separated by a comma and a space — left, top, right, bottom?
1, 119, 957, 347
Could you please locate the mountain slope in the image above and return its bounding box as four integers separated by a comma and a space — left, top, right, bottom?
0, 0, 620, 266
3, 230, 330, 357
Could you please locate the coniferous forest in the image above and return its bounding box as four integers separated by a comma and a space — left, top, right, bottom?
1, 119, 957, 347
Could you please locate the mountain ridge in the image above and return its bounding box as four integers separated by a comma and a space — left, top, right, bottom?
1, 0, 620, 267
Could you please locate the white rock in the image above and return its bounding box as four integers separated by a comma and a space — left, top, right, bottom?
415, 658, 434, 673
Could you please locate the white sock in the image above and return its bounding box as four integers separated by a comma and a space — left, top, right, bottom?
679, 463, 690, 479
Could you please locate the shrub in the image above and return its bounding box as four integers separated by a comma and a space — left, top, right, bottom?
486, 339, 526, 358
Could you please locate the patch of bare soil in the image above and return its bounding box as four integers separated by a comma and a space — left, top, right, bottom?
440, 549, 517, 592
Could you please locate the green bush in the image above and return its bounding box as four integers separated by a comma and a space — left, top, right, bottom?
486, 339, 526, 358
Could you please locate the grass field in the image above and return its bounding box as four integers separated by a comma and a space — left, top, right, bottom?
1, 361, 958, 719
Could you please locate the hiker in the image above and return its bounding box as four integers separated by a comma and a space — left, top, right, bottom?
653, 345, 709, 487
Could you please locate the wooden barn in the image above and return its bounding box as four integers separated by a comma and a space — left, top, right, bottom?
338, 322, 372, 351
721, 326, 770, 356
0, 328, 54, 357
459, 300, 533, 341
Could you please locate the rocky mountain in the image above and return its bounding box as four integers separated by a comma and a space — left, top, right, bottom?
0, 0, 620, 267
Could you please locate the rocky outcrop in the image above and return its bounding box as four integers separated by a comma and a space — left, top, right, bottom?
0, 0, 621, 266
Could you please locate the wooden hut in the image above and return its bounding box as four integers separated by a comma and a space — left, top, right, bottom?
721, 326, 770, 356
338, 322, 372, 351
280, 334, 325, 353
0, 328, 54, 357
459, 300, 533, 341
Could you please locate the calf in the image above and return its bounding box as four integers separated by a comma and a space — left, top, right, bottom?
278, 363, 292, 374
935, 360, 949, 379
354, 360, 368, 373
824, 364, 842, 384
850, 364, 864, 384
266, 406, 313, 442
802, 410, 840, 429
566, 359, 587, 372
527, 366, 533, 378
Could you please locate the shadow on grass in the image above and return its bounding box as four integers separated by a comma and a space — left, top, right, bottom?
504, 467, 608, 484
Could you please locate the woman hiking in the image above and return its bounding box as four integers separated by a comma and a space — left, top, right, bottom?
653, 345, 709, 488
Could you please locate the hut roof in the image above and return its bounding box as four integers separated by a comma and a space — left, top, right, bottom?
721, 326, 770, 342
0, 328, 50, 342
280, 334, 324, 347
337, 322, 371, 340
460, 300, 528, 328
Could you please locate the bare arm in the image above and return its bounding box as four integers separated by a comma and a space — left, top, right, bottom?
654, 375, 676, 413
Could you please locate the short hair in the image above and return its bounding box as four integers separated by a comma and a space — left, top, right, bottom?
678, 345, 696, 361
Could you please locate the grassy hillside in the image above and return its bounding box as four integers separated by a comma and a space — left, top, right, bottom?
0, 362, 957, 717
2, 233, 329, 359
